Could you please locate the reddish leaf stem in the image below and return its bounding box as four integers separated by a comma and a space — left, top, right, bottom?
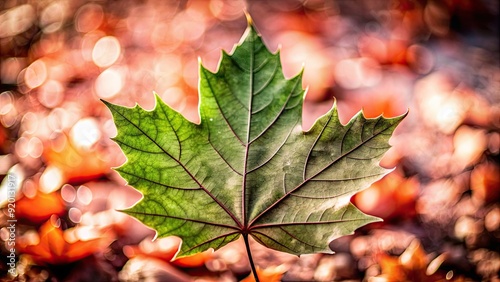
243, 233, 260, 282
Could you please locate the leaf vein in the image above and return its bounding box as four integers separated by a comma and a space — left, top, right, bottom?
310, 171, 386, 182
202, 69, 245, 146
246, 119, 298, 174
183, 232, 239, 254
278, 226, 322, 249
159, 101, 181, 159
118, 170, 202, 190
303, 113, 333, 180
250, 231, 298, 253
252, 57, 270, 73
109, 105, 243, 229
252, 58, 277, 97
249, 120, 397, 226
249, 76, 301, 144
207, 133, 243, 176
251, 218, 372, 229
126, 210, 240, 230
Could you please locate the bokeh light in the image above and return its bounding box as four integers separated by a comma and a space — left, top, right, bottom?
0, 91, 14, 115
39, 1, 68, 34
61, 184, 77, 203
76, 185, 93, 206
75, 3, 104, 33
68, 207, 82, 223
334, 58, 382, 89
69, 118, 101, 149
22, 179, 36, 199
38, 80, 64, 108
0, 57, 25, 84
39, 166, 63, 194
20, 112, 39, 135
94, 67, 125, 98
24, 60, 48, 89
0, 4, 36, 37
92, 36, 121, 68
27, 137, 43, 158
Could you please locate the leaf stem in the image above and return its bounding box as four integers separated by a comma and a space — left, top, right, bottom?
243, 234, 259, 282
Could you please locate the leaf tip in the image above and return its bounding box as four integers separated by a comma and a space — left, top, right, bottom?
100, 98, 112, 108
403, 108, 410, 117
242, 12, 261, 40
244, 10, 253, 26
153, 90, 163, 104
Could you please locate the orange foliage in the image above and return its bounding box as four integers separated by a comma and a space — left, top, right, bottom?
42, 134, 108, 185
123, 236, 180, 262
0, 125, 8, 153
172, 249, 213, 268
361, 97, 405, 119
373, 240, 464, 282
353, 169, 419, 221
15, 191, 65, 224
241, 266, 286, 282
123, 236, 213, 268
17, 217, 113, 265
471, 162, 500, 204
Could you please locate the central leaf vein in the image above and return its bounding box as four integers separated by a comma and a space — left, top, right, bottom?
241, 30, 255, 227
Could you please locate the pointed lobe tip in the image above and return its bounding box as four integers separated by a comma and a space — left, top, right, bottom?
245, 11, 253, 25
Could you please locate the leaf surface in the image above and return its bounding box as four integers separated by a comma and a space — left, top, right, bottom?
103, 22, 406, 257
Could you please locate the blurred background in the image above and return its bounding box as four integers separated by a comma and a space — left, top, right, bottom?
0, 0, 499, 281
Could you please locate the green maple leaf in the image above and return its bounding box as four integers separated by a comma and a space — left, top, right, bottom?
103, 20, 406, 259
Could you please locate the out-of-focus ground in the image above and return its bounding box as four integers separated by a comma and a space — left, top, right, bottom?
0, 0, 499, 281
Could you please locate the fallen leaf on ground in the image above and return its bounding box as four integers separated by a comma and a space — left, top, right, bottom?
241, 265, 287, 282
14, 190, 65, 224
17, 216, 113, 264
